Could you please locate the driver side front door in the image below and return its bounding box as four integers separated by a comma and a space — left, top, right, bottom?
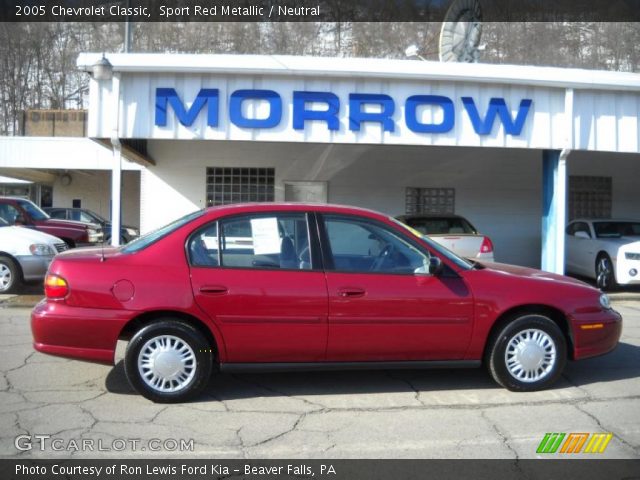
319, 214, 474, 362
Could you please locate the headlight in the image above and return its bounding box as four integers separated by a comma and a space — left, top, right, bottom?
125, 228, 138, 236
29, 244, 55, 256
625, 252, 640, 260
599, 293, 611, 310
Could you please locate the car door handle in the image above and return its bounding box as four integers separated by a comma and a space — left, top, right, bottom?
337, 287, 366, 298
199, 285, 228, 295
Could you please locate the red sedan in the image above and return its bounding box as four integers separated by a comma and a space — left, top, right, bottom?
31, 203, 622, 402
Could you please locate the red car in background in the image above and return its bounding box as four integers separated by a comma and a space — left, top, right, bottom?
0, 197, 103, 247
32, 203, 621, 403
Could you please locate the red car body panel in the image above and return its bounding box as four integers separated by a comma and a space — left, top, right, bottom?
31, 203, 622, 368
325, 273, 473, 361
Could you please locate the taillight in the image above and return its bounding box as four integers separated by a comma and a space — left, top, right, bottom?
480, 236, 494, 254
45, 274, 69, 299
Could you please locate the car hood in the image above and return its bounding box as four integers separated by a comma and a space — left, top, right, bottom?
41, 219, 92, 230
0, 226, 63, 244
476, 260, 591, 287
104, 221, 137, 230
596, 236, 640, 247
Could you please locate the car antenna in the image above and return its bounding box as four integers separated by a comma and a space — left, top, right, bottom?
100, 200, 106, 262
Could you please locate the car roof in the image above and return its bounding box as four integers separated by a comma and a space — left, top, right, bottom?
202, 202, 390, 219
396, 213, 468, 220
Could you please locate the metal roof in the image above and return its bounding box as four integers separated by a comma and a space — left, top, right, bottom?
77, 53, 640, 92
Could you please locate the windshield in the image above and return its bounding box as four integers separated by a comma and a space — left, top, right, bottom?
86, 210, 107, 223
593, 221, 640, 238
17, 199, 49, 221
121, 210, 205, 253
389, 217, 474, 270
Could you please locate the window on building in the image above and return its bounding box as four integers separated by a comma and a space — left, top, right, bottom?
206, 167, 275, 206
569, 176, 612, 220
405, 187, 455, 215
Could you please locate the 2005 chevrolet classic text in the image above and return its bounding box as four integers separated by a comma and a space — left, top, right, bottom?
31, 203, 621, 403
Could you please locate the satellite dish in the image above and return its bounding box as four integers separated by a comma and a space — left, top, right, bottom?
439, 0, 483, 63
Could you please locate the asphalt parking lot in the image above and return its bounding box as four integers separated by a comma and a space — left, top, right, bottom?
0, 298, 639, 459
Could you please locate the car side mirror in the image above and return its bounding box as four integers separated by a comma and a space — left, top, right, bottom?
574, 231, 590, 240
428, 256, 443, 276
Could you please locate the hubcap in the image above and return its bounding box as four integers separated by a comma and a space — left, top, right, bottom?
0, 264, 12, 291
138, 335, 196, 393
505, 329, 556, 383
597, 258, 611, 288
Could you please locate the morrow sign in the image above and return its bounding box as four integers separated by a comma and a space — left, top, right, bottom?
155, 88, 533, 136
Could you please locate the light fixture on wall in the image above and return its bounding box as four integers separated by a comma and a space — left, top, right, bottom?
92, 53, 113, 81
60, 173, 72, 187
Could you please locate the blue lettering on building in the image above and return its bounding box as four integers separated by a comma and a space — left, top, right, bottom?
405, 95, 455, 134
155, 88, 532, 136
292, 91, 340, 131
155, 88, 219, 127
229, 90, 282, 128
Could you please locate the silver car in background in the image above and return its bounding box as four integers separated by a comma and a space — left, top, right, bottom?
0, 218, 67, 293
396, 214, 495, 261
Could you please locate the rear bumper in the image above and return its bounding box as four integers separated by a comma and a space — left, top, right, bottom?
571, 309, 622, 360
16, 255, 54, 281
31, 299, 131, 365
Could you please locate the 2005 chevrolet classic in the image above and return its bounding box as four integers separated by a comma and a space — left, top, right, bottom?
31, 203, 621, 402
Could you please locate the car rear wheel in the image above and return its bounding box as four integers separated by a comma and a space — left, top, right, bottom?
124, 319, 213, 403
0, 256, 20, 294
596, 253, 616, 291
486, 314, 566, 391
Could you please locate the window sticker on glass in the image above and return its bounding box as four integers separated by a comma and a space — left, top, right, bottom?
250, 217, 281, 254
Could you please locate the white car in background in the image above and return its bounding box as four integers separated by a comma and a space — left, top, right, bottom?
0, 218, 67, 293
396, 214, 495, 261
566, 218, 640, 291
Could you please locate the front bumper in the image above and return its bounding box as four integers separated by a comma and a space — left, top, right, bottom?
16, 255, 54, 282
571, 308, 622, 360
31, 299, 132, 365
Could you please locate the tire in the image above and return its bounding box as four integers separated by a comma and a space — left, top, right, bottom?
61, 238, 76, 249
596, 253, 617, 291
0, 256, 21, 294
485, 314, 567, 392
124, 319, 213, 403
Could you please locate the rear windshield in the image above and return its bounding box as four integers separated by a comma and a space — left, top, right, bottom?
404, 217, 477, 235
593, 221, 640, 238
121, 210, 205, 253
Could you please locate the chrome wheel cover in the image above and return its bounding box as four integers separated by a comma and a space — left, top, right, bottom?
596, 257, 612, 289
138, 335, 196, 393
0, 263, 12, 292
505, 329, 557, 383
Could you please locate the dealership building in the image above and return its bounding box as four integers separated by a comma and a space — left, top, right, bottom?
3, 53, 639, 272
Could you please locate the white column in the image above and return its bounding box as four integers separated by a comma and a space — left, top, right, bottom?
110, 73, 122, 247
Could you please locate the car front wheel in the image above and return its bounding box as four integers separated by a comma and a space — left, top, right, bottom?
486, 314, 567, 392
0, 256, 20, 294
124, 319, 213, 403
596, 254, 616, 291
